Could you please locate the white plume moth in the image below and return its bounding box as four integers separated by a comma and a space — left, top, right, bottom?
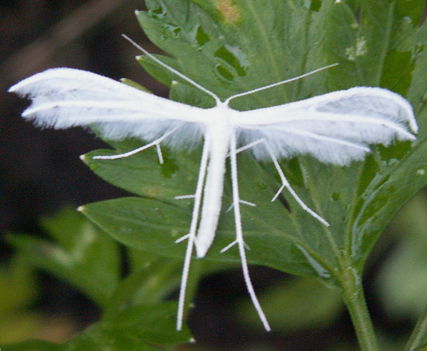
8, 35, 417, 332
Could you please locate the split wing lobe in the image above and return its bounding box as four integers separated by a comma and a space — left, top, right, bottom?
9, 68, 205, 148
236, 87, 417, 166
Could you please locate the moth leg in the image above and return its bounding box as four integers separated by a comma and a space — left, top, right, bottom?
92, 125, 181, 163
225, 139, 264, 158
235, 139, 264, 155
229, 132, 271, 331
155, 144, 164, 164
175, 194, 196, 200
260, 140, 329, 227
220, 239, 250, 253
225, 199, 256, 213
174, 233, 202, 251
175, 233, 191, 244
235, 138, 329, 226
175, 133, 211, 331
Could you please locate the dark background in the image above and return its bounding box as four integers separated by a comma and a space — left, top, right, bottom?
1, 0, 164, 235
1, 1, 425, 350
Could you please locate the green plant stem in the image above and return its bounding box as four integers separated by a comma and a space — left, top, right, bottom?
405, 305, 427, 351
340, 268, 379, 351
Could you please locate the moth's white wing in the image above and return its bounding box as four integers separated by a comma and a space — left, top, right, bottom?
9, 68, 206, 148
234, 87, 417, 165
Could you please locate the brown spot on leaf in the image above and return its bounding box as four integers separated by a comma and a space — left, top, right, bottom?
216, 0, 241, 23
145, 187, 160, 197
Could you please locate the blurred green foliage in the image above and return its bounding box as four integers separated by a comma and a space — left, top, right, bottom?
3, 208, 190, 351
0, 256, 41, 344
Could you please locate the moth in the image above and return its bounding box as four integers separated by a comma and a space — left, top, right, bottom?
9, 36, 417, 331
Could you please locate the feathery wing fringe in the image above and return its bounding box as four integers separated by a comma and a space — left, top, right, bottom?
9, 68, 204, 147
9, 69, 417, 165
236, 87, 416, 165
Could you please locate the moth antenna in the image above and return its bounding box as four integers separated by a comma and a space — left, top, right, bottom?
122, 34, 221, 105
224, 63, 339, 105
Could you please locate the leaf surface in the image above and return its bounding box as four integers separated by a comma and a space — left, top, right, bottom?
81, 0, 427, 286
8, 208, 120, 307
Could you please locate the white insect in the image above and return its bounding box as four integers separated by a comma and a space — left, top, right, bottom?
9, 36, 417, 332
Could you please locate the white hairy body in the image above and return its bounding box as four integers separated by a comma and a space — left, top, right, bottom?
9, 37, 417, 331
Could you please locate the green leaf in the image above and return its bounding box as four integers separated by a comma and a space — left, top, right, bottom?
406, 306, 427, 351
0, 256, 42, 345
377, 194, 427, 319
82, 141, 198, 202
81, 154, 337, 279
138, 0, 337, 108
238, 277, 342, 332
105, 253, 183, 313
0, 256, 37, 315
8, 208, 120, 307
1, 340, 59, 351
1, 303, 191, 351
64, 303, 191, 351
81, 0, 427, 289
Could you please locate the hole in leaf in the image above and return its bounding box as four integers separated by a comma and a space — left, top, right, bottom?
195, 25, 210, 46
215, 64, 234, 81
214, 45, 247, 77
